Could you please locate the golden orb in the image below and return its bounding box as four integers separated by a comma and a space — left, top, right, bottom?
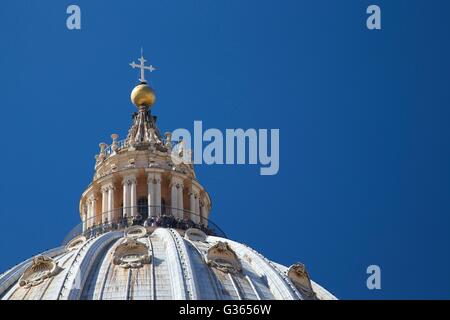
131, 83, 156, 108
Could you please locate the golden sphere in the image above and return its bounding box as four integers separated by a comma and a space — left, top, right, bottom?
131, 83, 156, 107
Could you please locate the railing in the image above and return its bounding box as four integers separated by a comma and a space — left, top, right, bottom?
62, 205, 226, 245
100, 138, 182, 161
103, 139, 129, 157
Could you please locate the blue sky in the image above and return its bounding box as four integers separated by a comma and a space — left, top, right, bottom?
1, 0, 450, 299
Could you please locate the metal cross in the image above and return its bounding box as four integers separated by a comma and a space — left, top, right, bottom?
130, 48, 156, 83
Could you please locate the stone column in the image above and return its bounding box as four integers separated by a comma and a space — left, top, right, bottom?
189, 191, 196, 218
147, 173, 162, 217
171, 180, 178, 218
90, 195, 97, 226
122, 178, 130, 218
154, 174, 161, 216
130, 176, 137, 217
194, 194, 200, 224
91, 200, 95, 228
199, 199, 206, 226
82, 214, 86, 232
190, 184, 200, 223
86, 201, 91, 229
189, 185, 200, 224
82, 204, 88, 232
177, 181, 184, 219
101, 186, 109, 224
147, 175, 155, 217
107, 183, 115, 224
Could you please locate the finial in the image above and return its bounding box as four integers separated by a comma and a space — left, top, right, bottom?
129, 48, 156, 83
165, 132, 172, 149
99, 142, 107, 153
111, 134, 119, 152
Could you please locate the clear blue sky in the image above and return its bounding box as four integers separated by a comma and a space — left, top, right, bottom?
1, 0, 449, 299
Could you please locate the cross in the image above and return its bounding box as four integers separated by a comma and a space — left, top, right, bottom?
129, 48, 156, 83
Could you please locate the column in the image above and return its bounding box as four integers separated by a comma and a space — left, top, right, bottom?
88, 195, 97, 227
155, 174, 161, 216
189, 186, 200, 224
82, 205, 88, 232
130, 176, 137, 217
147, 175, 155, 217
107, 184, 115, 223
177, 182, 184, 219
171, 180, 178, 218
86, 201, 91, 229
194, 193, 200, 224
122, 178, 130, 218
189, 191, 196, 218
82, 214, 87, 232
199, 200, 206, 226
92, 196, 97, 226
101, 186, 108, 224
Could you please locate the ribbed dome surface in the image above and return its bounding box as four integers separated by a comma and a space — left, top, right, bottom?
0, 227, 336, 300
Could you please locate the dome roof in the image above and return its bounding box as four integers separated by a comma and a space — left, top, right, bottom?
0, 227, 336, 300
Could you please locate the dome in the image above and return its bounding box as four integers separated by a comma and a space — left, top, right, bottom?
0, 227, 336, 300
0, 51, 336, 300
131, 83, 156, 108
